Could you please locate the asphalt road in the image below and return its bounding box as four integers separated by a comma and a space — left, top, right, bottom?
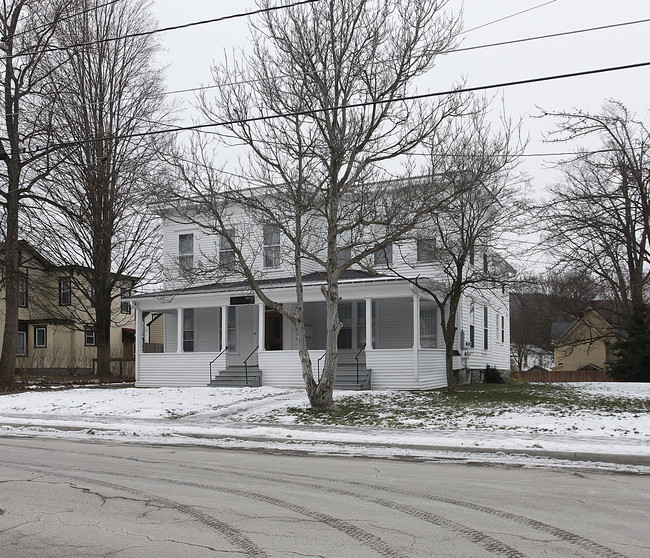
0, 437, 648, 557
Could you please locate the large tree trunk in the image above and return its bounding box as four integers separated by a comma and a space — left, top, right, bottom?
0, 187, 19, 388
443, 322, 457, 393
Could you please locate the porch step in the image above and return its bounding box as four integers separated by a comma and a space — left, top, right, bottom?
334, 365, 371, 391
208, 365, 262, 388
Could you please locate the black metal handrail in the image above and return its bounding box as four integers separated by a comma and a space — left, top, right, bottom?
244, 346, 258, 386
316, 352, 326, 383
209, 346, 228, 383
355, 344, 366, 384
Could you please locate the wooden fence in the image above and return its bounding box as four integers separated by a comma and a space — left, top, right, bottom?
515, 369, 613, 383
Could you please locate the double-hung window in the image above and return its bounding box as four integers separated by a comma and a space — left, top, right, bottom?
178, 233, 194, 272
59, 278, 71, 306
121, 289, 131, 314
17, 323, 27, 356
18, 275, 28, 308
263, 225, 281, 268
420, 304, 438, 348
337, 302, 352, 349
416, 238, 436, 262
183, 308, 195, 352
219, 229, 235, 265
85, 328, 96, 346
483, 306, 489, 350
374, 244, 392, 266
227, 306, 237, 352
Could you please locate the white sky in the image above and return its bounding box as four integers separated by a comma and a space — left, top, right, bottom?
149, 0, 650, 270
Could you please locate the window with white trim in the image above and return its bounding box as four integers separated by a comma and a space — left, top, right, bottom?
483, 306, 489, 350
178, 233, 194, 272
374, 244, 392, 266
85, 328, 96, 346
227, 307, 237, 352
59, 277, 71, 306
416, 238, 436, 262
34, 326, 47, 348
17, 323, 27, 356
263, 225, 281, 268
420, 304, 438, 348
183, 308, 195, 352
18, 275, 28, 308
220, 228, 235, 265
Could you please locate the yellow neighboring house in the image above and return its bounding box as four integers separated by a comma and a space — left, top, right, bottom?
553, 305, 625, 371
0, 241, 136, 377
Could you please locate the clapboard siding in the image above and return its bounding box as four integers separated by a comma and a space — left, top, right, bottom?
258, 350, 308, 387
137, 353, 226, 387
417, 349, 447, 389
164, 312, 177, 353
375, 298, 413, 349
366, 349, 420, 390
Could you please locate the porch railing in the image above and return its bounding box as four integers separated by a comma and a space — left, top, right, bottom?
209, 346, 228, 383
244, 346, 258, 386
355, 344, 366, 384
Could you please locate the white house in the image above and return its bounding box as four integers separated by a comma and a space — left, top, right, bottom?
129, 194, 510, 390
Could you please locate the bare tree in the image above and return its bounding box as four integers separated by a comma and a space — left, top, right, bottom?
542, 101, 650, 377
162, 0, 467, 410
384, 108, 525, 391
28, 0, 167, 376
542, 101, 649, 324
0, 0, 74, 388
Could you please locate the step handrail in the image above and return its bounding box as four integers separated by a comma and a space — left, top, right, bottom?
355, 343, 366, 385
244, 346, 258, 386
316, 352, 326, 383
209, 346, 228, 383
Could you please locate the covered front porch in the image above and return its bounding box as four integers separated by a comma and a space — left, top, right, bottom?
132, 277, 453, 390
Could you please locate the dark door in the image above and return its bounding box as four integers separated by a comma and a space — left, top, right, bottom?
265, 311, 283, 351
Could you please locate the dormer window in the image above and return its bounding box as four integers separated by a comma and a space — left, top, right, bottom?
263, 225, 281, 268
178, 233, 194, 272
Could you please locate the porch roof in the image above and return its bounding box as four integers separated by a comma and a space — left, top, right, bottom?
128, 269, 404, 301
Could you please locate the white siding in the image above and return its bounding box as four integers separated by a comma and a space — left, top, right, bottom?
258, 350, 308, 388
417, 349, 447, 389
164, 312, 177, 353
137, 353, 226, 387
366, 349, 420, 390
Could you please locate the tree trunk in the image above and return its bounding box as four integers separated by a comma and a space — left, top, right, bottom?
443, 323, 457, 393
0, 176, 20, 388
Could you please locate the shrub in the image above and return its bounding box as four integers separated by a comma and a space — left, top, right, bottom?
483, 365, 505, 384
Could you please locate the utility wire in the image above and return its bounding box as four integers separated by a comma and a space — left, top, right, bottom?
12, 58, 650, 155
0, 0, 322, 61
463, 0, 558, 34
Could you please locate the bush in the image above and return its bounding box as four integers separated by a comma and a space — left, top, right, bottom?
483, 365, 505, 384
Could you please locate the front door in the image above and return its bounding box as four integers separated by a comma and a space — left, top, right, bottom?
265, 311, 283, 351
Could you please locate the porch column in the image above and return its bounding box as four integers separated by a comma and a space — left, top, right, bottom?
413, 293, 420, 380
221, 306, 228, 352
365, 297, 373, 350
258, 303, 265, 353
134, 304, 142, 355
176, 308, 183, 353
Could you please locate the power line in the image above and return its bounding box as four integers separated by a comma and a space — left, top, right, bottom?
1, 0, 322, 62
16, 58, 650, 155
463, 0, 558, 34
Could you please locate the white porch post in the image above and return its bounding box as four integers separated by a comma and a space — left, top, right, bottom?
365, 297, 373, 350
413, 293, 420, 380
135, 304, 142, 355
176, 308, 183, 353
258, 303, 265, 353
221, 306, 228, 352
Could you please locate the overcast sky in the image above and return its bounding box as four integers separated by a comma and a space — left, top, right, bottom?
149, 0, 650, 269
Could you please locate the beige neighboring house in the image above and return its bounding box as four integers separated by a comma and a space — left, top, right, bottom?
1, 241, 136, 377
553, 305, 625, 371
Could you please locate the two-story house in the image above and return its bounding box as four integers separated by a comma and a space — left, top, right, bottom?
128, 189, 511, 390
0, 241, 136, 377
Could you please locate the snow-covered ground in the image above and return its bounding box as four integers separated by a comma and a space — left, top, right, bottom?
0, 383, 648, 473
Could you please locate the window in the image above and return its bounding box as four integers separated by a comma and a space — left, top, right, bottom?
416, 238, 436, 262
420, 305, 438, 348
483, 306, 489, 350
178, 233, 194, 272
84, 328, 96, 346
17, 323, 27, 356
337, 302, 352, 349
59, 278, 71, 306
121, 289, 131, 314
227, 306, 237, 352
18, 275, 28, 308
501, 315, 505, 343
336, 246, 351, 266
483, 252, 488, 274
34, 326, 47, 348
219, 229, 235, 265
469, 300, 475, 348
263, 225, 281, 268
374, 244, 392, 266
183, 308, 195, 352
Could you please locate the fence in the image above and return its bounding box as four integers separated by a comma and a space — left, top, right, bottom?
92, 357, 135, 379
516, 369, 613, 383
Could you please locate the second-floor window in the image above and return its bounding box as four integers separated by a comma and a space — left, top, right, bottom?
178, 233, 194, 272
220, 229, 235, 265
18, 275, 28, 308
263, 225, 281, 268
59, 278, 71, 306
85, 328, 96, 346
416, 238, 436, 262
121, 289, 131, 314
374, 244, 392, 266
